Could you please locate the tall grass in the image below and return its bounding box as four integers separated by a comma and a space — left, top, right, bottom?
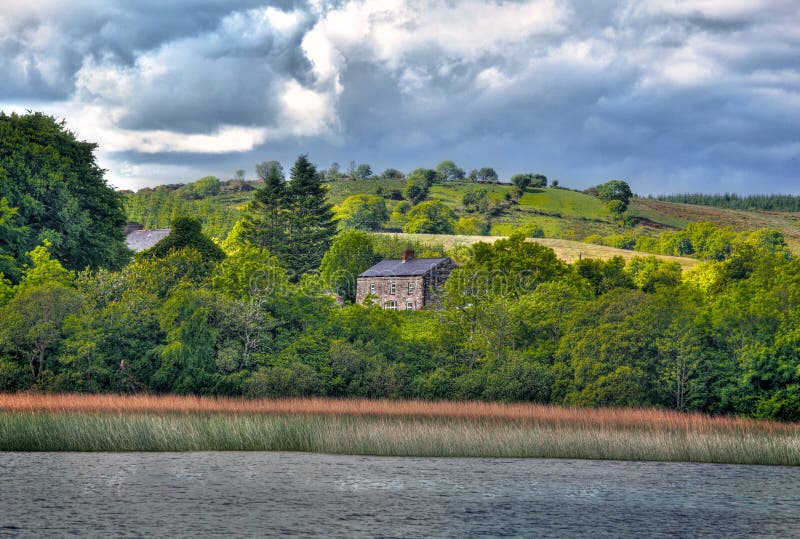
1, 395, 798, 464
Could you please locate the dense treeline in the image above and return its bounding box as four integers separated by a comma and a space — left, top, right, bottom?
0, 221, 798, 420
586, 221, 791, 262
653, 193, 800, 212
2, 114, 799, 422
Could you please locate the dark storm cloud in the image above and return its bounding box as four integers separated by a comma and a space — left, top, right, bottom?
0, 0, 300, 100
1, 0, 798, 193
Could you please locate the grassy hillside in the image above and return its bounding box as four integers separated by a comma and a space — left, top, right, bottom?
123, 176, 798, 256
631, 198, 800, 253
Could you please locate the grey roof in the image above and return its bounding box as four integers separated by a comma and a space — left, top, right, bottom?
359, 257, 450, 278
125, 229, 171, 252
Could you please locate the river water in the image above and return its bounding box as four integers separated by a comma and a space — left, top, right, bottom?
1, 453, 798, 538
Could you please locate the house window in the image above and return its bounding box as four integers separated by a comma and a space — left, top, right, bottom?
389, 282, 396, 295
406, 301, 415, 311
385, 300, 397, 310
369, 283, 375, 294
408, 281, 415, 294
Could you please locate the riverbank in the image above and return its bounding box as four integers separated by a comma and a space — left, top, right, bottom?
1, 394, 798, 464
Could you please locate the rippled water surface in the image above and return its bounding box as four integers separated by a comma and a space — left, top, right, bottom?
1, 453, 798, 538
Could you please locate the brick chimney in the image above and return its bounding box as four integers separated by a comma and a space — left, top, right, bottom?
124, 222, 144, 235
401, 249, 415, 263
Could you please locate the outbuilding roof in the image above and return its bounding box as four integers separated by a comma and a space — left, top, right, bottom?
125, 229, 171, 252
359, 257, 451, 278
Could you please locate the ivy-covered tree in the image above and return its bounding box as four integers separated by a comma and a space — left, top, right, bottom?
139, 216, 225, 263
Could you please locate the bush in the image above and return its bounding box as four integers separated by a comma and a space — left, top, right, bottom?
245, 364, 324, 397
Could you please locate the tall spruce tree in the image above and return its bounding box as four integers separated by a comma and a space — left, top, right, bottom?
242, 161, 289, 262
243, 155, 334, 280
285, 155, 335, 279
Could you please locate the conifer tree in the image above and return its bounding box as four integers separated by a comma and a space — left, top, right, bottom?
242, 162, 289, 262
284, 155, 335, 279
243, 155, 334, 280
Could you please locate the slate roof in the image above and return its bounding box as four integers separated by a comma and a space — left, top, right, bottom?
359, 257, 450, 278
125, 229, 171, 252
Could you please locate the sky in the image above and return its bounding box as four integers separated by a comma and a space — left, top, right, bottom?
1, 0, 798, 194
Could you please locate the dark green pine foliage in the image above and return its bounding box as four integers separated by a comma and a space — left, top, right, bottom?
139, 216, 225, 263
0, 112, 130, 276
243, 163, 289, 262
285, 155, 335, 279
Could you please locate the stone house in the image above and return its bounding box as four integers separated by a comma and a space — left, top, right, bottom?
356, 250, 456, 310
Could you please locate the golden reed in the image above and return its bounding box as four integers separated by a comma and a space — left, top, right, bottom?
0, 393, 794, 435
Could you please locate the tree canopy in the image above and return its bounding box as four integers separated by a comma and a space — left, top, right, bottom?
0, 111, 130, 278
403, 201, 457, 234
334, 195, 388, 231
435, 160, 465, 182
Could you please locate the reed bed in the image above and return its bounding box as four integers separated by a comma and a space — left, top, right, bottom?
1, 394, 798, 464
0, 393, 791, 434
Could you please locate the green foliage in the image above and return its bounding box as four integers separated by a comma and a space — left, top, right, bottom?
472, 167, 498, 182
511, 173, 546, 191
435, 160, 465, 182
462, 188, 489, 213
407, 167, 437, 185
403, 201, 457, 234
153, 289, 218, 394
210, 244, 288, 299
447, 233, 567, 301
16, 241, 75, 294
511, 174, 532, 191
353, 163, 373, 179
574, 256, 635, 296
380, 168, 405, 180
0, 111, 130, 273
190, 176, 221, 198
370, 234, 446, 259
139, 217, 225, 263
2, 129, 800, 421
334, 194, 388, 231
595, 180, 633, 211
625, 256, 682, 292
319, 231, 380, 302
244, 155, 335, 280
403, 174, 431, 204
284, 155, 336, 278
0, 283, 84, 383
454, 216, 489, 236
256, 160, 284, 180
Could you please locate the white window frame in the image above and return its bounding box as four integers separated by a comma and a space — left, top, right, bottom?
385, 300, 397, 310
408, 281, 415, 294
406, 301, 415, 311
369, 283, 375, 294
389, 281, 397, 295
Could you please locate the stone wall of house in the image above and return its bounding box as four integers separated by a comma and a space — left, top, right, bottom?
356, 275, 425, 310
356, 259, 458, 310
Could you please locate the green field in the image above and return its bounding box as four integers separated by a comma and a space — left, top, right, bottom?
376, 232, 698, 269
